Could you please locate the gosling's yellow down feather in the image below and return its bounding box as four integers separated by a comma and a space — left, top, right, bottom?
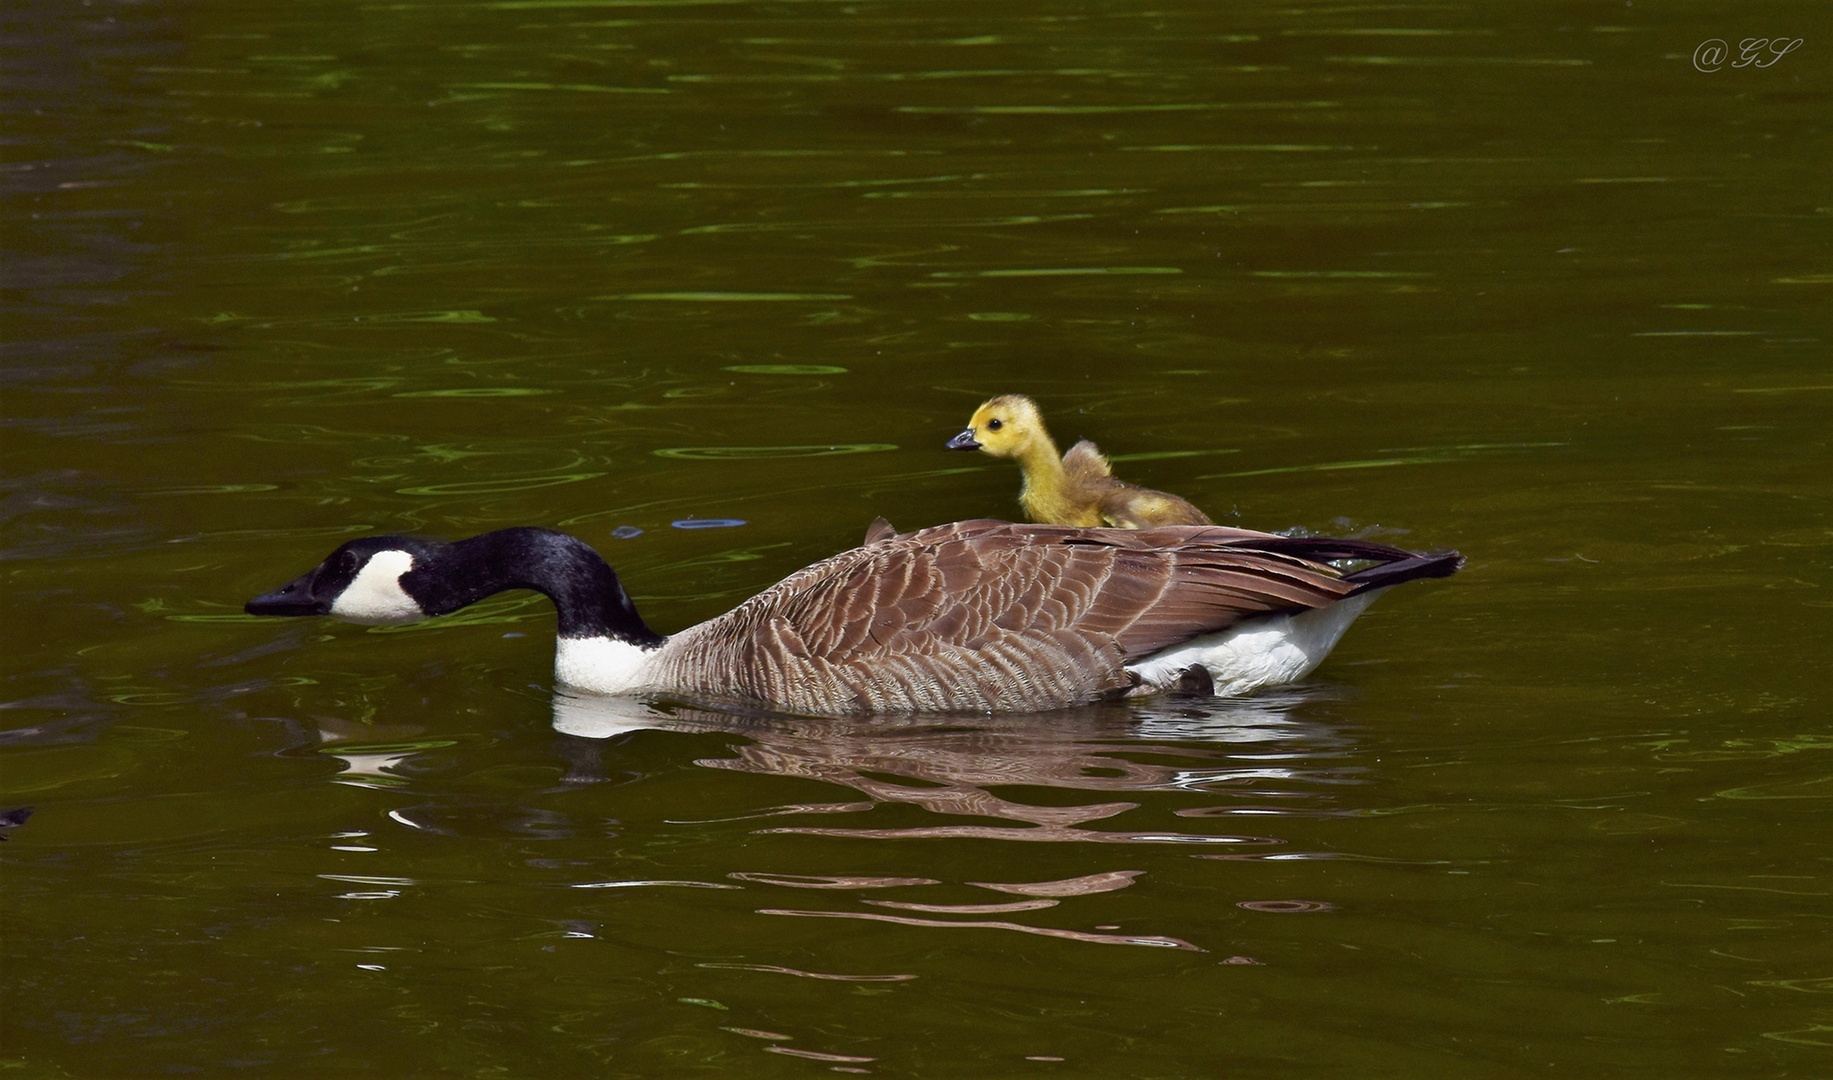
945, 394, 1213, 528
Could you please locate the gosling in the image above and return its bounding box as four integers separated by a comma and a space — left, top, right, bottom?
946, 394, 1212, 529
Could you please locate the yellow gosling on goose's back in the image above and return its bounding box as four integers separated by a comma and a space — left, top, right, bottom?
946, 394, 1212, 528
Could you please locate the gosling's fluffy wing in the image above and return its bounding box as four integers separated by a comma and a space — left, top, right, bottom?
1061, 439, 1114, 481
1062, 439, 1213, 528
663, 520, 1355, 713
1097, 484, 1214, 529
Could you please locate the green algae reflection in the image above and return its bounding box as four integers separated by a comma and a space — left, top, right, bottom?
722, 365, 848, 375
653, 444, 897, 460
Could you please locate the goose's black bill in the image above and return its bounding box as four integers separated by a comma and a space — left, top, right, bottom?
945, 429, 981, 451
245, 572, 330, 616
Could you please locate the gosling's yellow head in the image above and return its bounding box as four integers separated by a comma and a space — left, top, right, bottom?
944, 394, 1049, 459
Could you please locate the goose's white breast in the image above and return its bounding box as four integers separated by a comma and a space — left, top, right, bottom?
555, 635, 662, 695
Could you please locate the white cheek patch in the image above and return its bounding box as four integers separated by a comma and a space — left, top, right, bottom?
554, 635, 657, 695
329, 549, 425, 624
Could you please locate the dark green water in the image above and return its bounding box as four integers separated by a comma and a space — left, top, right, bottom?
4, 0, 1830, 1075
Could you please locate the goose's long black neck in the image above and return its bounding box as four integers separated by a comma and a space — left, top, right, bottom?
406, 528, 665, 646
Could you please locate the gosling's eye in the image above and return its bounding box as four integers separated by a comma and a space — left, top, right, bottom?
987, 418, 1003, 431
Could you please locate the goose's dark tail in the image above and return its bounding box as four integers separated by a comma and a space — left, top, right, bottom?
1235, 536, 1465, 596
1340, 550, 1464, 595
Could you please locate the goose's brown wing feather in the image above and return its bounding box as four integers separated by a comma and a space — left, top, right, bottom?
664, 521, 1354, 713
1061, 538, 1352, 657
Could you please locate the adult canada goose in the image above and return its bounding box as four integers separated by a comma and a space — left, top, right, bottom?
245, 519, 1461, 715
946, 394, 1212, 528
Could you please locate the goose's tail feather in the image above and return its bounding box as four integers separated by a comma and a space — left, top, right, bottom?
1222, 536, 1464, 596
1340, 550, 1464, 595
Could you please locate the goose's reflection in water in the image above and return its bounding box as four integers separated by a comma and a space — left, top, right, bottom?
553, 688, 1363, 844
554, 690, 1365, 956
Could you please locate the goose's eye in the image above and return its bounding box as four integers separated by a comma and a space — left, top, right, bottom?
987, 418, 1003, 431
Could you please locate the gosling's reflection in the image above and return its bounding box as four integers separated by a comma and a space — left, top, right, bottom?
551, 688, 1360, 844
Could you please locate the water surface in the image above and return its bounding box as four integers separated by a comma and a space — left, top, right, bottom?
4, 0, 1830, 1075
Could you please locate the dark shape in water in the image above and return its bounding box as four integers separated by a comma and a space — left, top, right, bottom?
0, 806, 33, 839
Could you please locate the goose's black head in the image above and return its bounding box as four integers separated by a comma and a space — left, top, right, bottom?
246, 527, 664, 645
246, 535, 445, 623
